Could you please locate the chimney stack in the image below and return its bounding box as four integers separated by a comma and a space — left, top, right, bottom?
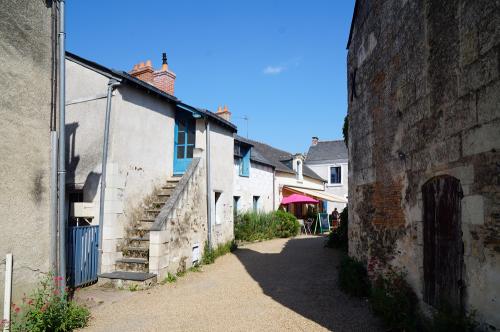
129, 52, 176, 96
216, 105, 231, 122
312, 137, 319, 146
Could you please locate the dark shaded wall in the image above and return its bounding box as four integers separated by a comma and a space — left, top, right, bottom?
0, 0, 54, 311
347, 0, 500, 327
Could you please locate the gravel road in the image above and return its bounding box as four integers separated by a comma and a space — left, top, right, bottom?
78, 235, 381, 332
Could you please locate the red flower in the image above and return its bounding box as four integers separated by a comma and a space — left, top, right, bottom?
14, 307, 20, 313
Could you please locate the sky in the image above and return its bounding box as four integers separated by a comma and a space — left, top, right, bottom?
67, 0, 355, 153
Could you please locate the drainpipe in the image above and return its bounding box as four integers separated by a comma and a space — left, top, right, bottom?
272, 169, 276, 210
205, 120, 212, 248
57, 0, 66, 292
97, 79, 120, 275
50, 132, 58, 272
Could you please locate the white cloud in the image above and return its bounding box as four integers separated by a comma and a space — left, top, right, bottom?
263, 65, 285, 75
262, 57, 301, 75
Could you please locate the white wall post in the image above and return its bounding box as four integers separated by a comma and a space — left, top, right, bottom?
3, 253, 13, 332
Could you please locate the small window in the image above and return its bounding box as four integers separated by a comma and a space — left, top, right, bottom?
233, 196, 240, 218
296, 160, 303, 180
239, 146, 250, 177
253, 196, 260, 212
330, 166, 341, 184
214, 191, 222, 224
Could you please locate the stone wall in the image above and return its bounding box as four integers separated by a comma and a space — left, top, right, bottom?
347, 0, 500, 328
0, 0, 53, 311
149, 157, 207, 279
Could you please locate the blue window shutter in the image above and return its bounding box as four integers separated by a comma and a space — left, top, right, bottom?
242, 147, 250, 176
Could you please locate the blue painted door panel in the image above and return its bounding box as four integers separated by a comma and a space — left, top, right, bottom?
67, 225, 99, 287
174, 115, 195, 175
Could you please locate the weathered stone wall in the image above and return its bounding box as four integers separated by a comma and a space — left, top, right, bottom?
0, 0, 53, 311
347, 0, 500, 328
149, 157, 207, 279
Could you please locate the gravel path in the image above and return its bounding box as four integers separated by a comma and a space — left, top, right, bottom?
78, 235, 381, 332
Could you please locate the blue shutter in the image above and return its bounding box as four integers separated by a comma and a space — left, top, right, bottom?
242, 147, 250, 176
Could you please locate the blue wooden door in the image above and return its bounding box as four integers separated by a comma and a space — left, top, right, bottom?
174, 115, 195, 175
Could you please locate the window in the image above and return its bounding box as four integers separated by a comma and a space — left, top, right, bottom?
238, 146, 250, 177
253, 196, 260, 212
214, 191, 222, 224
330, 166, 341, 184
233, 196, 240, 218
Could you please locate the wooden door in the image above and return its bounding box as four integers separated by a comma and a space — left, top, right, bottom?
422, 175, 464, 312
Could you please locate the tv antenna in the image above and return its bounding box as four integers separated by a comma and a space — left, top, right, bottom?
234, 115, 249, 138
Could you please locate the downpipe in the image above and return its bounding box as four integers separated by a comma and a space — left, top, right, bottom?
97, 79, 120, 275
57, 0, 66, 293
205, 121, 212, 248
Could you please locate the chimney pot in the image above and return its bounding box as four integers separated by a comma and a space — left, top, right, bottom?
146, 60, 152, 67
139, 62, 145, 68
312, 137, 319, 146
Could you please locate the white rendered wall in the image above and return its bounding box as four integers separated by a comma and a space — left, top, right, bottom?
307, 162, 348, 213
233, 161, 274, 213
274, 172, 324, 209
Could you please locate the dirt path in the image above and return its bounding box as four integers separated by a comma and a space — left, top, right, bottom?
78, 236, 381, 332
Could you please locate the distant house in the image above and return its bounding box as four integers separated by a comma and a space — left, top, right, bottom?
305, 137, 348, 213
241, 138, 346, 219
65, 52, 236, 283
233, 135, 275, 214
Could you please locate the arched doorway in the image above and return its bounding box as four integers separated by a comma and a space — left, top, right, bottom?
422, 175, 464, 312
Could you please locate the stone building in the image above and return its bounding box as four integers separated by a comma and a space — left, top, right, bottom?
0, 0, 57, 311
347, 0, 500, 328
65, 52, 236, 283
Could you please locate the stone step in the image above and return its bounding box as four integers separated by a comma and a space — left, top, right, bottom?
116, 258, 149, 272
144, 209, 162, 215
127, 228, 149, 238
150, 201, 166, 209
122, 246, 149, 259
98, 271, 157, 290
128, 234, 150, 247
139, 217, 156, 223
162, 184, 176, 190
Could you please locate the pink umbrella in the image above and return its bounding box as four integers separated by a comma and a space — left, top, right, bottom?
281, 193, 319, 205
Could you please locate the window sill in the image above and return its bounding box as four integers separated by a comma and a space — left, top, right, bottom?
239, 174, 250, 178
327, 183, 343, 187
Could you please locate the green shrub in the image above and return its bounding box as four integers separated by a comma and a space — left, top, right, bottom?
273, 210, 300, 238
234, 210, 299, 241
369, 271, 419, 331
234, 211, 276, 241
325, 206, 348, 251
338, 256, 370, 297
10, 275, 90, 332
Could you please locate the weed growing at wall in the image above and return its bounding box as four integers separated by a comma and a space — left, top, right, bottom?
10, 275, 90, 332
234, 211, 299, 241
202, 240, 238, 265
369, 270, 419, 331
326, 207, 348, 251
338, 255, 371, 297
162, 273, 177, 284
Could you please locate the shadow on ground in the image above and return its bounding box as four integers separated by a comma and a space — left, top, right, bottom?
234, 236, 381, 332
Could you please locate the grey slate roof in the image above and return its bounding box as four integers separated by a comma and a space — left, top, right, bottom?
306, 140, 348, 163
234, 135, 274, 167
236, 136, 324, 182
66, 51, 236, 132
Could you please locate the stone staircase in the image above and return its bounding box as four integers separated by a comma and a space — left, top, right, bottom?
99, 178, 180, 287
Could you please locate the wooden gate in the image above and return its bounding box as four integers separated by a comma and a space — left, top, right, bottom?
67, 225, 99, 287
422, 175, 464, 312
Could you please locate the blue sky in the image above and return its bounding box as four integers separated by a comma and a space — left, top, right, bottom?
67, 0, 355, 153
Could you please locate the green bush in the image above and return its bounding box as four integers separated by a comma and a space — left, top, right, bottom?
234, 211, 276, 241
234, 210, 299, 241
338, 256, 370, 297
10, 275, 90, 332
325, 206, 348, 251
369, 271, 419, 331
274, 210, 300, 238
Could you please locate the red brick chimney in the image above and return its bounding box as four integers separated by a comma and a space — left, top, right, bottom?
130, 53, 176, 95
216, 105, 231, 121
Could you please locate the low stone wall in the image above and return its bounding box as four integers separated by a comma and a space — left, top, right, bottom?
149, 157, 207, 279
